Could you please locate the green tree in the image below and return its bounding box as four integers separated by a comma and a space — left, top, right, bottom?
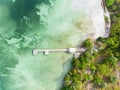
89, 63, 96, 73
110, 22, 120, 37
64, 75, 72, 87
93, 74, 103, 86
72, 58, 81, 69
104, 56, 118, 66
109, 76, 117, 83
83, 38, 94, 51
107, 37, 119, 49
84, 74, 93, 82
92, 50, 99, 57
79, 51, 94, 62
106, 0, 115, 6
99, 82, 107, 88
97, 64, 112, 75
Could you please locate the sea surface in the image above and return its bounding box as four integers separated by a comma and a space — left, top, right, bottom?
0, 0, 105, 90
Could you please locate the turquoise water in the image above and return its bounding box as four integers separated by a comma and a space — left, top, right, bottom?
0, 0, 105, 90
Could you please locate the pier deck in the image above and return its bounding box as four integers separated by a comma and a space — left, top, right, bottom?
32, 48, 86, 55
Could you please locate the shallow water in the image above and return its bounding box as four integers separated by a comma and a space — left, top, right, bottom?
0, 0, 105, 90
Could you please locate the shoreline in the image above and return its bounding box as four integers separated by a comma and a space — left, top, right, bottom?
101, 0, 111, 37
61, 0, 120, 90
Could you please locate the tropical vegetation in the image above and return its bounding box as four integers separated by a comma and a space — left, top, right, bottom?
61, 0, 120, 89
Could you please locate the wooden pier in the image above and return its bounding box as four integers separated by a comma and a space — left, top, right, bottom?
32, 48, 86, 55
